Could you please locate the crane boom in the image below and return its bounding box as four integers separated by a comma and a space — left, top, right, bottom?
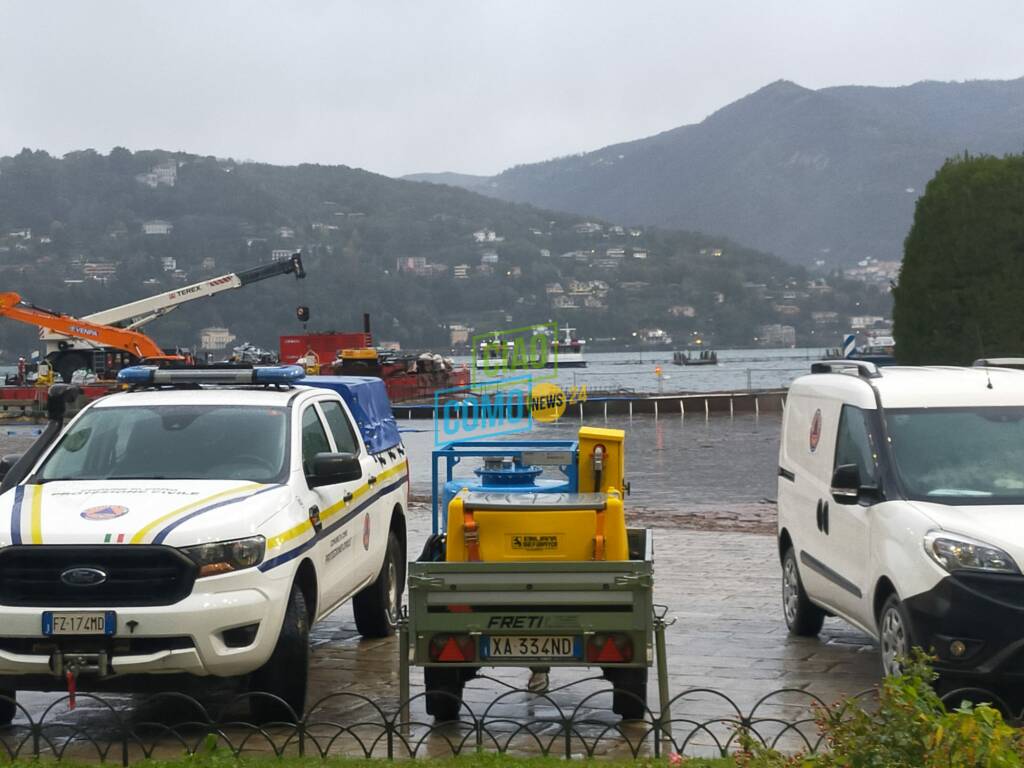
0, 293, 174, 361
77, 252, 305, 330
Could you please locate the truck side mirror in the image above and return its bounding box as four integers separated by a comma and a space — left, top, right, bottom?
308, 452, 361, 487
0, 454, 23, 482
46, 384, 81, 422
830, 464, 862, 504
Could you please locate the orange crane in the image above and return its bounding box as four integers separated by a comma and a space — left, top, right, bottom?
0, 253, 306, 382
0, 292, 181, 363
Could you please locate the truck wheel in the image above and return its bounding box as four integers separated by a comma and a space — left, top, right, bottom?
0, 689, 16, 725
604, 667, 648, 720
250, 584, 309, 723
353, 531, 404, 638
879, 594, 914, 677
782, 546, 825, 637
424, 667, 465, 722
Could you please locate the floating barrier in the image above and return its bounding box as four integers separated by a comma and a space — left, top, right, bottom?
396, 389, 787, 420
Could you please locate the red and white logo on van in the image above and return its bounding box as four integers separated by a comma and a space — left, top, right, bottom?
809, 409, 822, 453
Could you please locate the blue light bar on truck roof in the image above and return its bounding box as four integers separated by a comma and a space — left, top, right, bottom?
117, 365, 307, 386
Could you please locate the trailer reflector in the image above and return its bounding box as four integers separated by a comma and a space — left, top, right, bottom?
430, 634, 476, 663
586, 633, 633, 663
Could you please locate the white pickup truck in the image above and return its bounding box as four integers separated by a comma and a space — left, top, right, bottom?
0, 366, 408, 722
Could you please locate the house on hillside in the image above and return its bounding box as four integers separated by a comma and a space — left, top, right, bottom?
453, 264, 471, 279
759, 324, 796, 347
143, 220, 173, 236
136, 161, 178, 188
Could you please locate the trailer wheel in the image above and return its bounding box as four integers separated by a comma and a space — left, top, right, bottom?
354, 531, 403, 638
604, 667, 648, 720
0, 689, 16, 725
424, 667, 466, 722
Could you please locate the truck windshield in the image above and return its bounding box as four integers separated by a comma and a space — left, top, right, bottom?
36, 405, 288, 484
887, 407, 1024, 504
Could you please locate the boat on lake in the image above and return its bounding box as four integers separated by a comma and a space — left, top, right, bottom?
673, 349, 718, 366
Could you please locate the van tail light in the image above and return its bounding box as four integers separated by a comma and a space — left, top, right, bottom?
586, 633, 633, 663
429, 634, 476, 663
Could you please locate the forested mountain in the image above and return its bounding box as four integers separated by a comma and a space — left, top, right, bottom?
407, 78, 1024, 265
0, 148, 885, 360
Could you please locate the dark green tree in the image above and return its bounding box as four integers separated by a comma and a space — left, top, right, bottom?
894, 154, 1024, 364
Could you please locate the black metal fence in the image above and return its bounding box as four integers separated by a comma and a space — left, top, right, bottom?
0, 675, 886, 763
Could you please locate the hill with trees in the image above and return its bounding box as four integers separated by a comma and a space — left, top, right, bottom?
0, 148, 886, 360
407, 77, 1024, 266
894, 153, 1024, 364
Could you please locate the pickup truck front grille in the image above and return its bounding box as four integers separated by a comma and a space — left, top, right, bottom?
0, 545, 197, 607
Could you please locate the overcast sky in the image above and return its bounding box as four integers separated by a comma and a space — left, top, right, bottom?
2, 1, 1022, 177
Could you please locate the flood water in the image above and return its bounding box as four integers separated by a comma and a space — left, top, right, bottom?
400, 412, 781, 531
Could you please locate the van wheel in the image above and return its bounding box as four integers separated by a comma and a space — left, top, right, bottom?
604, 667, 648, 720
879, 594, 913, 677
0, 689, 16, 725
782, 547, 825, 636
354, 531, 404, 638
250, 584, 309, 722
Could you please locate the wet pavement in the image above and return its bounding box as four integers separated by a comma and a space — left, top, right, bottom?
1, 508, 879, 758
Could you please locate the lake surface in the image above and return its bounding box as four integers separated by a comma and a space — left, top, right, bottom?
453, 347, 826, 394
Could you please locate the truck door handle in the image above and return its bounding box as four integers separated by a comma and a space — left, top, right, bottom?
343, 492, 353, 502
815, 499, 823, 531
367, 475, 378, 486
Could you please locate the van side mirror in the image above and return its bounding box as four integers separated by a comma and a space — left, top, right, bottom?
831, 463, 880, 505
308, 452, 361, 487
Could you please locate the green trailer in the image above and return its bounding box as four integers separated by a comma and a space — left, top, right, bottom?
398, 436, 669, 722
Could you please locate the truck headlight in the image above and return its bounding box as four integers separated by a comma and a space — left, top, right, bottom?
924, 532, 1020, 574
181, 536, 266, 578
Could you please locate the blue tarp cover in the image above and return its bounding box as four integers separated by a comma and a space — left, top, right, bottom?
301, 376, 402, 455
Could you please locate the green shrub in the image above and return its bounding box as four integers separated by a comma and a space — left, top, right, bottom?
728, 651, 1024, 768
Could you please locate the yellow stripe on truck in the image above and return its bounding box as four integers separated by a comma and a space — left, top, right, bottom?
267, 460, 408, 551
129, 483, 264, 544
30, 485, 43, 544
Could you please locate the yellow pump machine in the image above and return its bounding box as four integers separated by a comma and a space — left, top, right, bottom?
445, 427, 629, 562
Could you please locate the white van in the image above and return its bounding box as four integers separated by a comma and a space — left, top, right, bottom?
778, 360, 1024, 701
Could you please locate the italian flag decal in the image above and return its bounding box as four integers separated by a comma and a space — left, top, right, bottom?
103, 533, 126, 543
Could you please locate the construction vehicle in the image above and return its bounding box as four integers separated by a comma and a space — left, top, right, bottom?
402, 427, 669, 722
0, 253, 305, 383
